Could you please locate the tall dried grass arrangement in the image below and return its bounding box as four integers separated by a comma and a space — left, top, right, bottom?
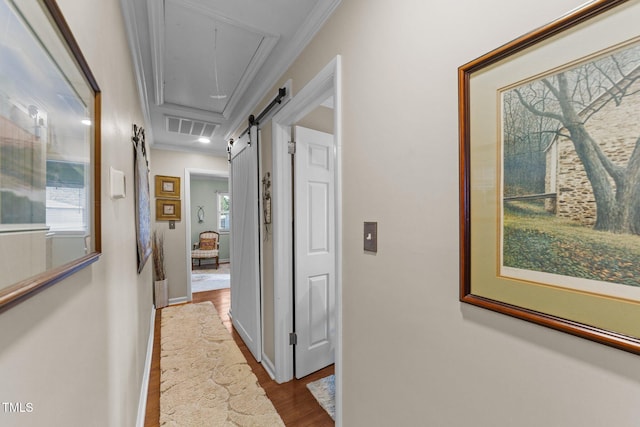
152, 231, 166, 281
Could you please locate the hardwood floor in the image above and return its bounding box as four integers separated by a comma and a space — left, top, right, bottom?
144, 288, 335, 426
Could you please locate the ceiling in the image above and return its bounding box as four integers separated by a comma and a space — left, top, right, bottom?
121, 0, 341, 156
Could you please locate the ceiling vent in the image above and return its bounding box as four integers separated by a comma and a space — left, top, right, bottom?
166, 116, 217, 138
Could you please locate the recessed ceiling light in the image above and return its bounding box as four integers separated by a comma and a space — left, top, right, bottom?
198, 137, 211, 143
81, 119, 92, 126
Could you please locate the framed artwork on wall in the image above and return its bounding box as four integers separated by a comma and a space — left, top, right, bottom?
0, 0, 102, 311
156, 199, 181, 221
133, 125, 151, 274
459, 0, 640, 354
155, 175, 180, 199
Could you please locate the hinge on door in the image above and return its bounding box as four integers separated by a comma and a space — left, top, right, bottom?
288, 140, 296, 155
289, 332, 297, 345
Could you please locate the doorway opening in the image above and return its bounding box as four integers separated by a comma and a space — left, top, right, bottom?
184, 168, 230, 300
271, 55, 342, 423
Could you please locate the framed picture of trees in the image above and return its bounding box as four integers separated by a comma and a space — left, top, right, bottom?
459, 0, 640, 354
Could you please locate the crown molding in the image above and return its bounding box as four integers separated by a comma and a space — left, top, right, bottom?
224, 0, 342, 140
147, 0, 165, 106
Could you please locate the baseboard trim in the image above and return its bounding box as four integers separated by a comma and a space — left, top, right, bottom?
169, 296, 189, 306
136, 306, 156, 427
261, 353, 277, 381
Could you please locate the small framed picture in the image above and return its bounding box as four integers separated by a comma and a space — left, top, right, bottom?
156, 199, 181, 221
155, 175, 180, 199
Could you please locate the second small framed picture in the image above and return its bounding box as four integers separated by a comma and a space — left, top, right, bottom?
156, 199, 181, 221
155, 175, 180, 199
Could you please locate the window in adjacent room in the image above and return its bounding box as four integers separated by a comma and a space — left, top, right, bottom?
218, 192, 230, 232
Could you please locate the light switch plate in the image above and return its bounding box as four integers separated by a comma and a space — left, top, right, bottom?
169, 220, 176, 230
110, 167, 126, 199
364, 221, 377, 253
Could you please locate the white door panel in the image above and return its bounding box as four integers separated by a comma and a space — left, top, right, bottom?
230, 127, 261, 362
308, 274, 330, 348
308, 182, 329, 252
295, 126, 335, 379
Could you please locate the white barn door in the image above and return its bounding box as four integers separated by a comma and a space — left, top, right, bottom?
230, 127, 261, 362
294, 126, 335, 378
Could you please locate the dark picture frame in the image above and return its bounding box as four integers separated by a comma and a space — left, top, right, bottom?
0, 0, 102, 312
459, 0, 640, 355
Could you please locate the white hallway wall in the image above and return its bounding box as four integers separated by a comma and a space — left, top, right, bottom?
252, 0, 640, 425
0, 0, 152, 426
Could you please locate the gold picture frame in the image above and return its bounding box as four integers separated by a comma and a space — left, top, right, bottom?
156, 199, 181, 221
459, 0, 640, 355
155, 175, 180, 199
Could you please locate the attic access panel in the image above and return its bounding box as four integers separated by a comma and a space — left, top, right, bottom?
163, 0, 273, 113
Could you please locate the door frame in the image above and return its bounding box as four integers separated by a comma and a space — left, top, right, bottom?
271, 55, 342, 424
184, 167, 229, 300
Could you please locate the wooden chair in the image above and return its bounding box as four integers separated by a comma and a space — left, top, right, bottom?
191, 231, 219, 269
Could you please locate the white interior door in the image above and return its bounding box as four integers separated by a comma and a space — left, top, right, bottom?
294, 126, 335, 378
230, 127, 261, 362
